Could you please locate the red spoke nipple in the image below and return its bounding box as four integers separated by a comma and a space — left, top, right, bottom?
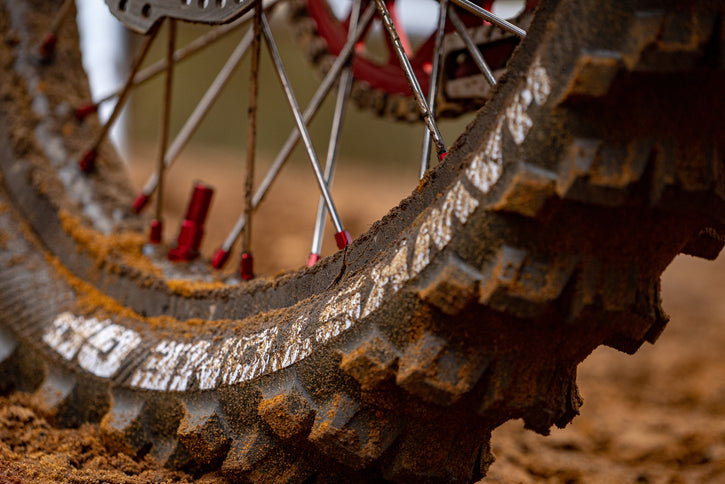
149, 219, 163, 244
168, 182, 214, 262
133, 193, 150, 214
211, 248, 231, 270
79, 149, 98, 173
38, 33, 58, 64
334, 230, 352, 250
307, 253, 322, 267
438, 151, 448, 161
240, 252, 254, 280
75, 103, 99, 122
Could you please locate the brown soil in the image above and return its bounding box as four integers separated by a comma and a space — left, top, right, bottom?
0, 392, 208, 483
2, 148, 724, 482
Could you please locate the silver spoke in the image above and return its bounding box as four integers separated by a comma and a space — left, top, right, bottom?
150, 18, 177, 244
87, 1, 280, 112
79, 24, 160, 173
49, 0, 74, 36
449, 7, 497, 87
308, 68, 352, 263
449, 0, 527, 38
308, 0, 362, 266
240, 1, 263, 280
212, 3, 377, 268
134, 27, 256, 213
420, 0, 449, 178
375, 0, 447, 159
37, 0, 74, 62
260, 12, 350, 247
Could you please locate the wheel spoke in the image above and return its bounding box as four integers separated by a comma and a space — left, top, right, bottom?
308, 0, 363, 266
37, 0, 74, 63
76, 1, 279, 122
149, 18, 177, 244
133, 26, 256, 214
386, 1, 412, 56
448, 0, 527, 38
78, 24, 161, 173
240, 1, 263, 281
375, 0, 447, 159
213, 4, 377, 269
307, 68, 353, 263
381, 0, 412, 64
260, 12, 350, 248
420, 0, 449, 178
448, 7, 497, 87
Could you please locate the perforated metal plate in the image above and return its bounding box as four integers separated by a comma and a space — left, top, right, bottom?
104, 0, 255, 33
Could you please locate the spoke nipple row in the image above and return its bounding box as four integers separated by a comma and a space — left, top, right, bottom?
37, 33, 58, 64
79, 149, 98, 173
74, 103, 99, 122
240, 252, 254, 280
335, 230, 352, 250
212, 248, 231, 270
167, 182, 214, 262
307, 253, 322, 267
133, 193, 151, 214
149, 219, 163, 244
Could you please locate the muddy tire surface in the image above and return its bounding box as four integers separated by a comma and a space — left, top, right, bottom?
1, 0, 724, 482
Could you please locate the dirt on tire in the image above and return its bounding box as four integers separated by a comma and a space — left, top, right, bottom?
2, 134, 724, 482
2, 0, 725, 482
1, 253, 723, 483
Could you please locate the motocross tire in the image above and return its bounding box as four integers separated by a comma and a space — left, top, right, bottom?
1, 0, 724, 482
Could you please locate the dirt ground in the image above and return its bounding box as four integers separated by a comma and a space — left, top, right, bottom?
485, 253, 725, 484
1, 147, 724, 483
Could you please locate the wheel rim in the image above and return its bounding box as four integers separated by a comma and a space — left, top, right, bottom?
0, 0, 538, 328
0, 0, 549, 387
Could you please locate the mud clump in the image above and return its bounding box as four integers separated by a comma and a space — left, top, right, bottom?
0, 393, 223, 483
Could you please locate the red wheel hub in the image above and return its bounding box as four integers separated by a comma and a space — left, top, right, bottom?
305, 0, 538, 98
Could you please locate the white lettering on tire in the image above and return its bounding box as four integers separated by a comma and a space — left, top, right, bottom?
46, 60, 550, 390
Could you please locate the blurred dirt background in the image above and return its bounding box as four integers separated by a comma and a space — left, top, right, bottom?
1, 145, 724, 482
485, 252, 725, 483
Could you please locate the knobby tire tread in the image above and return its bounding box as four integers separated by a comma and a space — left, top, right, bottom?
0, 0, 724, 482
